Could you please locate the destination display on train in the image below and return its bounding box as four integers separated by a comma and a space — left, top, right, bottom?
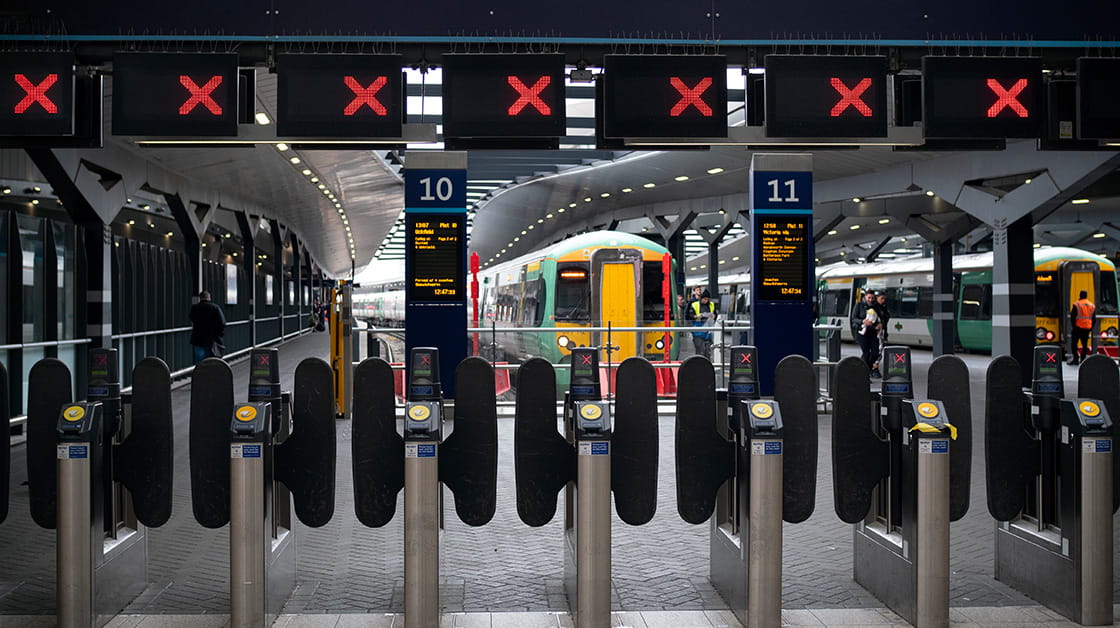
756, 218, 809, 301
407, 214, 465, 302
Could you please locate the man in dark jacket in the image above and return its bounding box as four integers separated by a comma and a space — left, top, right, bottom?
871, 291, 891, 378
851, 289, 879, 373
190, 290, 226, 363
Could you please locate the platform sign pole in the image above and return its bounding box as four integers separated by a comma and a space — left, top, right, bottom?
662, 253, 672, 363
749, 154, 814, 395
404, 152, 468, 397
470, 252, 480, 358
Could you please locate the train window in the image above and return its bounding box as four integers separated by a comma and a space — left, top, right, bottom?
917, 287, 934, 318
522, 276, 544, 326
1035, 273, 1060, 317
641, 262, 668, 322
555, 264, 590, 322
959, 284, 991, 320
1098, 271, 1119, 315
818, 289, 848, 317
894, 286, 920, 318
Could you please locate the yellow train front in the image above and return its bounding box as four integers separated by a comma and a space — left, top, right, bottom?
477, 231, 678, 366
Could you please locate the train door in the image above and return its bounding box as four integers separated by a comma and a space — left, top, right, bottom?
592, 248, 642, 361
1060, 261, 1099, 351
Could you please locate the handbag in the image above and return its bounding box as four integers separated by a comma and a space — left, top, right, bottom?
210, 340, 226, 358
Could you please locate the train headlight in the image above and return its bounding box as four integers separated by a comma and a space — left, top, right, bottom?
1045, 331, 1055, 341
1035, 327, 1047, 340
654, 339, 665, 350
557, 335, 571, 348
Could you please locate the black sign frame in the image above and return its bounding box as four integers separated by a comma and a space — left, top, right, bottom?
922, 56, 1043, 139
441, 53, 567, 139
764, 55, 888, 138
406, 213, 466, 303
112, 52, 240, 137
754, 216, 811, 302
602, 54, 728, 139
275, 53, 403, 138
0, 52, 76, 137
1077, 57, 1120, 140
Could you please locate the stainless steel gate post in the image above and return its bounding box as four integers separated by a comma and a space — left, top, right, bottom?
56, 402, 102, 628
229, 403, 272, 628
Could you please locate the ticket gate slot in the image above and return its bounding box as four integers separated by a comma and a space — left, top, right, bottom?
515, 348, 657, 628
833, 348, 971, 628
26, 353, 173, 628
352, 349, 497, 628
675, 348, 817, 628
190, 352, 336, 628
986, 350, 1118, 625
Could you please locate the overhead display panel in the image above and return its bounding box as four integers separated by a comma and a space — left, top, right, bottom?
112, 53, 239, 136
1077, 58, 1120, 140
764, 55, 888, 138
441, 54, 566, 139
922, 56, 1043, 139
0, 53, 76, 136
602, 55, 728, 138
275, 54, 403, 138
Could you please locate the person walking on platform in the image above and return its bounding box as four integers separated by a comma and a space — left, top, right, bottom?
190, 290, 226, 364
1069, 289, 1096, 364
691, 289, 718, 359
676, 293, 694, 359
870, 291, 891, 378
851, 290, 880, 375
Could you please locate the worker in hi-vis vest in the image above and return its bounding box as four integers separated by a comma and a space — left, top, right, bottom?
1069, 289, 1096, 365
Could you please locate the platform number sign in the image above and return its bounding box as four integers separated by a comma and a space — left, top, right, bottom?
112, 53, 239, 136
602, 55, 728, 138
441, 54, 566, 139
764, 55, 888, 138
922, 56, 1043, 139
0, 53, 75, 136
753, 171, 812, 211
276, 54, 403, 138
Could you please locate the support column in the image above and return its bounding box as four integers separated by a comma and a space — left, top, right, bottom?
270, 219, 284, 341
165, 194, 204, 295
992, 215, 1036, 386
236, 212, 257, 347
931, 241, 955, 356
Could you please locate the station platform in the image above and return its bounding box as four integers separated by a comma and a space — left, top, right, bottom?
1, 332, 1118, 626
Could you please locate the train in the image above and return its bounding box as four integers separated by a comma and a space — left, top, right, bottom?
354, 231, 681, 364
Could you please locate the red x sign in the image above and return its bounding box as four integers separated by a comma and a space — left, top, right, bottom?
669, 77, 713, 117
256, 354, 271, 366
344, 76, 388, 116
93, 354, 108, 366
14, 73, 58, 114
508, 75, 551, 116
1044, 352, 1058, 363
986, 78, 1028, 118
739, 353, 752, 364
580, 354, 593, 365
179, 75, 223, 115
419, 354, 431, 365
893, 353, 907, 364
830, 77, 873, 117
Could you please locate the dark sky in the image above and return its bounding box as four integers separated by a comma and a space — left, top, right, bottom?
18, 1, 1120, 40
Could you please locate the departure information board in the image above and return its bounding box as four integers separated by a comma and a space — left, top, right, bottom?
764, 55, 888, 138
0, 53, 75, 136
406, 214, 465, 302
112, 53, 239, 136
441, 54, 566, 138
756, 217, 810, 301
275, 54, 403, 137
602, 55, 728, 138
922, 56, 1042, 139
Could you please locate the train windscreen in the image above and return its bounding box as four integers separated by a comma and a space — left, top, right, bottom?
1035, 272, 1060, 317
555, 264, 590, 322
642, 262, 668, 322
1099, 271, 1119, 315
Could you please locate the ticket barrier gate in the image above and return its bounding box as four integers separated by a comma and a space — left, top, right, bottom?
25, 349, 173, 627
190, 349, 336, 627
832, 347, 972, 628
675, 347, 817, 627
514, 348, 658, 628
352, 348, 498, 628
985, 347, 1118, 625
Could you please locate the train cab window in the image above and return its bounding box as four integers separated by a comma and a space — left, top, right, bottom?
1035, 273, 1060, 317
819, 289, 849, 317
1098, 271, 1118, 315
555, 264, 590, 322
641, 262, 668, 322
959, 284, 991, 320
895, 286, 920, 318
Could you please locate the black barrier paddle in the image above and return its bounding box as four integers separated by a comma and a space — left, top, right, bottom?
27, 358, 72, 529
114, 357, 174, 527
831, 356, 888, 523
275, 357, 336, 528
984, 355, 1036, 522
441, 357, 498, 526
927, 354, 971, 522
774, 355, 817, 524
611, 357, 658, 526
1076, 354, 1120, 512
674, 356, 734, 525
189, 358, 234, 528
0, 363, 8, 524
514, 358, 572, 527
352, 358, 403, 527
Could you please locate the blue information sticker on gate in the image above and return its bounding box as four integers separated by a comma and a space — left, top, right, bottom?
591, 442, 609, 455
1096, 439, 1112, 453
417, 443, 437, 458
931, 440, 949, 454
765, 441, 782, 455
248, 386, 272, 397
87, 386, 110, 397
67, 445, 88, 459
241, 444, 262, 458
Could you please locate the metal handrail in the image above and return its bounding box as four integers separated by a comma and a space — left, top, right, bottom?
111, 325, 192, 340
0, 337, 93, 350
464, 324, 751, 333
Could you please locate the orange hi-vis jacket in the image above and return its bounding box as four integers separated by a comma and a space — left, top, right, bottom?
1074, 299, 1096, 329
